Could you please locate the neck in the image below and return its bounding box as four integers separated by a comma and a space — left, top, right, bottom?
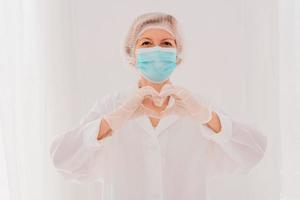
138, 78, 171, 92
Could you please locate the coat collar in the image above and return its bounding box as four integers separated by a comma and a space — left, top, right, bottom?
134, 97, 179, 138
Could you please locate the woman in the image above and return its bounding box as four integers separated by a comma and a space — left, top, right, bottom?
50, 12, 267, 200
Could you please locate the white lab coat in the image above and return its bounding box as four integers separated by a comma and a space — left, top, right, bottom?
49, 85, 267, 200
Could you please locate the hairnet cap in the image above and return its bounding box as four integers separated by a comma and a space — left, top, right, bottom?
123, 12, 184, 67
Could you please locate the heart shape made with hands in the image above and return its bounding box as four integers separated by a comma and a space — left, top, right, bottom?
142, 83, 176, 107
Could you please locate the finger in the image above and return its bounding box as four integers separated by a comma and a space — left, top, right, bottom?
160, 88, 181, 100
130, 106, 145, 119
138, 86, 159, 98
141, 105, 162, 118
152, 97, 165, 107
159, 86, 176, 98
161, 85, 190, 100
160, 83, 173, 93
159, 107, 174, 117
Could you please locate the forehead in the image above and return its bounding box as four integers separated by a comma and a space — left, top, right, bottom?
138, 28, 175, 40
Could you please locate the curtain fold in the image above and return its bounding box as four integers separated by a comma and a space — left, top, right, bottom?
279, 0, 300, 199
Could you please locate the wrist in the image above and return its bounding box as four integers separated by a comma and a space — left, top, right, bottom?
205, 111, 222, 133
97, 118, 112, 140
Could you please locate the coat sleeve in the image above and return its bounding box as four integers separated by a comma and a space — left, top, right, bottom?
195, 94, 268, 179
49, 92, 120, 183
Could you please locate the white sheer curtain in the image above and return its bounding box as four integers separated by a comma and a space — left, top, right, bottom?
0, 1, 46, 199
0, 0, 81, 200
279, 0, 300, 199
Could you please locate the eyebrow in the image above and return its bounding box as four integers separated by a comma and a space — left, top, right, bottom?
138, 37, 176, 42
138, 37, 153, 42
161, 38, 176, 41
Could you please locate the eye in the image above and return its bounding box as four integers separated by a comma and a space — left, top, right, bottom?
161, 41, 173, 47
141, 41, 152, 46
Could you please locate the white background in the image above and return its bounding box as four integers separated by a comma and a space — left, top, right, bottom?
0, 0, 298, 199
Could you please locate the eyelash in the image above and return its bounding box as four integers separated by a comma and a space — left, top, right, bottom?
163, 42, 172, 46
141, 41, 151, 46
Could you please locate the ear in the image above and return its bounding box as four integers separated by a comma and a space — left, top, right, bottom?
176, 56, 182, 65
129, 57, 136, 67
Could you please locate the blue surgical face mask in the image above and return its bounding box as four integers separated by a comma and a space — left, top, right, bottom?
135, 46, 177, 83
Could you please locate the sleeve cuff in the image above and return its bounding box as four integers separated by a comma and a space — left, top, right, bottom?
82, 117, 106, 150
201, 111, 233, 143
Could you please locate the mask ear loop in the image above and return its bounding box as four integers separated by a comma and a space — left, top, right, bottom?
128, 56, 135, 67
129, 42, 138, 67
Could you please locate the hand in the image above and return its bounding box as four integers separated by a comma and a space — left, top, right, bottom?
159, 84, 213, 124
102, 86, 161, 131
